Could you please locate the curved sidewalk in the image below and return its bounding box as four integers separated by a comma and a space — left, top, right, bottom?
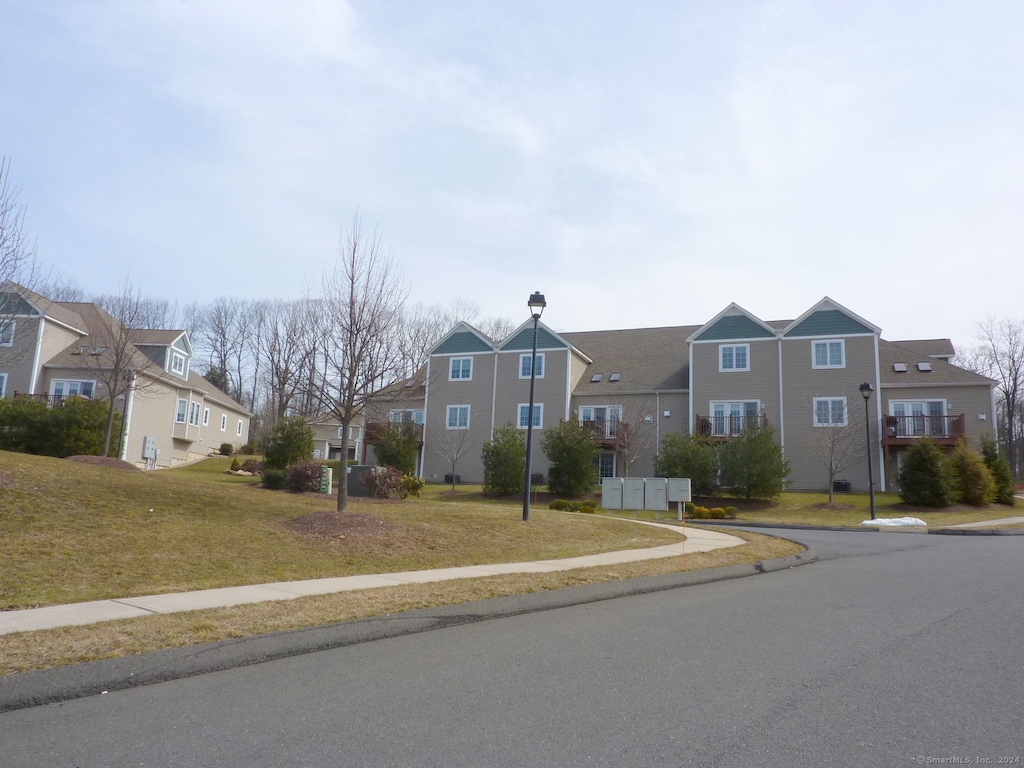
0, 523, 743, 636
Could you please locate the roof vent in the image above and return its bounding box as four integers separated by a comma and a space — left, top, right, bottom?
591, 373, 603, 383
917, 362, 933, 372
609, 373, 622, 382
893, 363, 907, 373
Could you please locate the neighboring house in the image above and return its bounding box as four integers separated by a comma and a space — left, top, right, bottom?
389, 298, 995, 493
309, 370, 427, 470
0, 282, 251, 468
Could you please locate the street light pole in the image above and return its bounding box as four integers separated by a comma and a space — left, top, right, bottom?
523, 291, 546, 522
859, 381, 877, 520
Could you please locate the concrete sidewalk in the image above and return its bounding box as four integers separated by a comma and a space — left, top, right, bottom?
0, 522, 743, 636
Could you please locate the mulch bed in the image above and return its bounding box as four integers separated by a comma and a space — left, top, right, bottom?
283, 512, 400, 541
65, 455, 142, 472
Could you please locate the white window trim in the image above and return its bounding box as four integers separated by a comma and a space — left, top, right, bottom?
813, 397, 848, 427
518, 403, 543, 429
171, 352, 186, 376
389, 408, 425, 425
0, 320, 14, 346
0, 372, 7, 397
237, 419, 243, 436
202, 408, 210, 426
519, 353, 545, 379
709, 400, 761, 436
719, 343, 750, 372
812, 339, 846, 369
449, 357, 473, 381
189, 402, 202, 427
176, 398, 188, 424
446, 404, 470, 430
220, 414, 227, 431
50, 379, 97, 399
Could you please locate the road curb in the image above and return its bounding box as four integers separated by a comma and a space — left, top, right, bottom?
928, 527, 1024, 536
0, 550, 816, 713
686, 520, 880, 533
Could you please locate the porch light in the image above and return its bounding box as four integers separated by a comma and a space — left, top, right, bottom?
859, 382, 877, 520
523, 291, 546, 521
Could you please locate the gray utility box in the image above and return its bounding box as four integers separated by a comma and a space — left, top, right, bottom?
644, 477, 668, 511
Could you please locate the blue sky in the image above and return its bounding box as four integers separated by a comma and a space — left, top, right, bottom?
2, 1, 1022, 349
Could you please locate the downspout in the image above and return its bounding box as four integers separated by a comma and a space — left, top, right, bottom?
687, 343, 694, 434
491, 352, 498, 437
777, 334, 785, 449
873, 334, 885, 491
655, 391, 661, 457
28, 317, 45, 393
119, 372, 136, 461
564, 349, 571, 421
421, 357, 431, 479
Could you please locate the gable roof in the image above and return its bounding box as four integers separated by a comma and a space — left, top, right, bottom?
562, 325, 695, 393
0, 281, 87, 333
688, 303, 777, 343
783, 297, 880, 337
429, 322, 496, 355
879, 339, 994, 387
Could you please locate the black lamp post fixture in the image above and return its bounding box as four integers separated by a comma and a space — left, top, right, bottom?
523, 291, 546, 522
859, 381, 877, 520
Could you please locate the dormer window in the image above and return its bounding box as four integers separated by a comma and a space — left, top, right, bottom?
171, 352, 187, 376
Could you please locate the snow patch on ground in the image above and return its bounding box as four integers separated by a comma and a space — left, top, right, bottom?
860, 517, 927, 527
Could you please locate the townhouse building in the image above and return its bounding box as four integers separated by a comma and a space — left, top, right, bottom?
0, 282, 251, 467
361, 297, 995, 494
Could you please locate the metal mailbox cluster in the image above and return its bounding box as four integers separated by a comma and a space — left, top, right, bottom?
601, 477, 692, 520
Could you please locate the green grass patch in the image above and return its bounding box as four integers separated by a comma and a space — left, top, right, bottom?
0, 452, 680, 610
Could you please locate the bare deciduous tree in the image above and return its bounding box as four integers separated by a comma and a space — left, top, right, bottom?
311, 214, 408, 512
613, 400, 658, 477
432, 414, 477, 491
255, 298, 318, 422
806, 401, 865, 503
78, 279, 162, 456
971, 316, 1024, 478
0, 158, 37, 290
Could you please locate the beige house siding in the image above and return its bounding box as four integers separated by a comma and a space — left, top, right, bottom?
780, 334, 878, 492
36, 322, 83, 389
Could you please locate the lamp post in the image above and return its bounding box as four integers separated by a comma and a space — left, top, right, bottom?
523, 291, 546, 521
859, 381, 877, 520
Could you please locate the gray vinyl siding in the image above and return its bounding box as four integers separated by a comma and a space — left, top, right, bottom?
881, 384, 994, 447
491, 347, 571, 484
689, 338, 780, 428
422, 350, 497, 483
0, 317, 44, 395
780, 334, 877, 492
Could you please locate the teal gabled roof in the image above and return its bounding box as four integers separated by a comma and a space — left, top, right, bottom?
783, 299, 880, 338
693, 313, 775, 341
500, 326, 568, 352
431, 327, 495, 355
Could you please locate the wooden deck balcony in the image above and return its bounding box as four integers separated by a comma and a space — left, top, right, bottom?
581, 419, 628, 447
694, 414, 769, 440
881, 414, 965, 445
12, 392, 91, 407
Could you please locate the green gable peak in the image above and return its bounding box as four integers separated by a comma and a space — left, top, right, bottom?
694, 313, 775, 342
785, 309, 874, 338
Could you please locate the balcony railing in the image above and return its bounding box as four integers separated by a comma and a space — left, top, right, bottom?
12, 392, 91, 407
581, 418, 624, 441
883, 414, 965, 442
695, 414, 768, 438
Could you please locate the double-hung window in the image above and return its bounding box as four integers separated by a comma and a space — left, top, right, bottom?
237, 420, 243, 436
813, 397, 847, 427
812, 340, 845, 369
449, 357, 472, 381
202, 408, 210, 426
171, 352, 187, 376
51, 379, 95, 399
220, 414, 227, 431
0, 372, 7, 397
447, 405, 470, 429
189, 402, 202, 427
0, 320, 14, 346
719, 344, 749, 372
518, 403, 543, 429
519, 353, 544, 379
176, 399, 188, 424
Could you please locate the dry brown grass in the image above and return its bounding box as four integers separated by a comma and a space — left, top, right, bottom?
0, 529, 801, 675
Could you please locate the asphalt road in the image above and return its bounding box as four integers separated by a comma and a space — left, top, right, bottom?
2, 529, 1022, 767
